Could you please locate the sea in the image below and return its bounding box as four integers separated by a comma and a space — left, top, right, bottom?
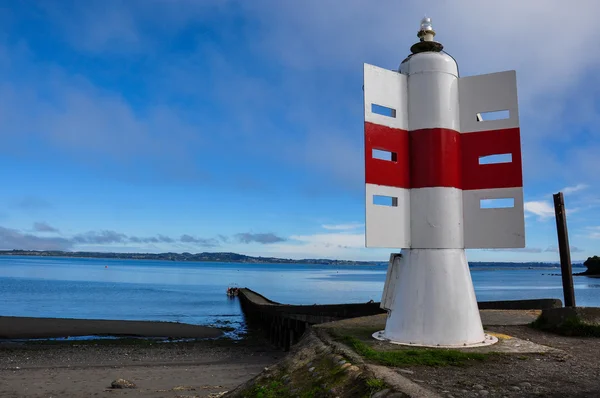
0, 256, 598, 337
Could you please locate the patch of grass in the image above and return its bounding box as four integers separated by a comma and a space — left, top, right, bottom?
531, 315, 600, 337
365, 378, 386, 395
244, 380, 289, 398
339, 335, 488, 367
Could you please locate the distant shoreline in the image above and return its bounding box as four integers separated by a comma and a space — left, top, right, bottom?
0, 250, 383, 266
0, 250, 575, 267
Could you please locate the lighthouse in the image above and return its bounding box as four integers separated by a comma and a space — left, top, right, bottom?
364, 17, 524, 347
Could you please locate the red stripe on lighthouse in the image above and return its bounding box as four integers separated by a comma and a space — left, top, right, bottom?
410, 128, 462, 189
364, 122, 410, 188
462, 127, 522, 190
365, 124, 522, 191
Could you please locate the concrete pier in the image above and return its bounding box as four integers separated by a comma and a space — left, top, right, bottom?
238, 288, 561, 351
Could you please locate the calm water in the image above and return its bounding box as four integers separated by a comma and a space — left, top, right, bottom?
0, 256, 597, 333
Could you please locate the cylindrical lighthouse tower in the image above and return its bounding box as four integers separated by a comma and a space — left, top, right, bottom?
364, 16, 524, 347
372, 18, 495, 347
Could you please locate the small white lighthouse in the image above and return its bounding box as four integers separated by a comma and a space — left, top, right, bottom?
364, 17, 525, 347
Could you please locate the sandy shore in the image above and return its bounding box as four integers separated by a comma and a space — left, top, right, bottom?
0, 316, 223, 339
0, 330, 279, 397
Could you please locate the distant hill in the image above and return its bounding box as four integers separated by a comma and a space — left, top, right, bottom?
0, 249, 576, 268
0, 250, 382, 266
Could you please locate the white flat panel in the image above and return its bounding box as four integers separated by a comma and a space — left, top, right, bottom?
381, 253, 402, 311
410, 187, 464, 249
463, 187, 525, 248
459, 70, 520, 133
407, 69, 460, 131
365, 184, 410, 248
363, 63, 408, 130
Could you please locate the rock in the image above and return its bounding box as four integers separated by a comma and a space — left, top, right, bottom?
372, 389, 391, 398
413, 379, 425, 383
308, 367, 315, 372
346, 365, 360, 373
340, 363, 352, 370
511, 386, 521, 391
520, 382, 532, 388
337, 359, 347, 365
479, 391, 489, 396
282, 375, 291, 385
473, 384, 484, 390
397, 368, 414, 375
172, 385, 195, 391
447, 395, 455, 398
460, 390, 469, 395
110, 379, 136, 389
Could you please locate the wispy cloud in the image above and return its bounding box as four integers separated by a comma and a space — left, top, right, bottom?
586, 227, 600, 239
289, 233, 364, 250
33, 222, 59, 233
544, 245, 584, 253
562, 184, 589, 195
0, 222, 225, 250
235, 233, 286, 244
483, 247, 543, 254
524, 201, 555, 221
0, 226, 71, 251
72, 230, 128, 244
322, 222, 364, 231
180, 234, 219, 247
10, 197, 52, 211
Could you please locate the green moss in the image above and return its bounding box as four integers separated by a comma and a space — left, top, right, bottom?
244, 380, 289, 398
339, 335, 488, 367
240, 351, 375, 398
531, 315, 600, 337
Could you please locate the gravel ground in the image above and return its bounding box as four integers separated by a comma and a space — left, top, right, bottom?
0, 336, 280, 398
400, 326, 600, 398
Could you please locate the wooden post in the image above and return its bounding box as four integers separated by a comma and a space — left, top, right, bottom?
553, 192, 576, 307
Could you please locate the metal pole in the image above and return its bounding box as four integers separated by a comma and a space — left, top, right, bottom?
553, 192, 576, 307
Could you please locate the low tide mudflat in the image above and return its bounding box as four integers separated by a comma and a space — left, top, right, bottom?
0, 329, 280, 398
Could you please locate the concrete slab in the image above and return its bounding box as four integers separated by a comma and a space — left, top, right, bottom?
316, 310, 557, 355
480, 309, 541, 326
476, 332, 558, 354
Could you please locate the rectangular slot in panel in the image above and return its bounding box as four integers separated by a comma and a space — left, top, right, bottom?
371, 104, 396, 118
373, 195, 398, 207
480, 198, 515, 209
478, 153, 512, 165
477, 110, 510, 121
372, 148, 397, 161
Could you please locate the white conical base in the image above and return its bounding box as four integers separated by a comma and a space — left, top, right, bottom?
375, 248, 493, 347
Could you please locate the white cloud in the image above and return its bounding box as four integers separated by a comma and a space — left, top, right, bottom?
586, 227, 600, 239
290, 233, 364, 249
524, 201, 555, 220
255, 232, 372, 260
322, 222, 364, 231
563, 184, 589, 195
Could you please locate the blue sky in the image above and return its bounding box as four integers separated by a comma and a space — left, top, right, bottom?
0, 0, 599, 262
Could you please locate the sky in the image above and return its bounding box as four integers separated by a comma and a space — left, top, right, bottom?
0, 0, 599, 262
